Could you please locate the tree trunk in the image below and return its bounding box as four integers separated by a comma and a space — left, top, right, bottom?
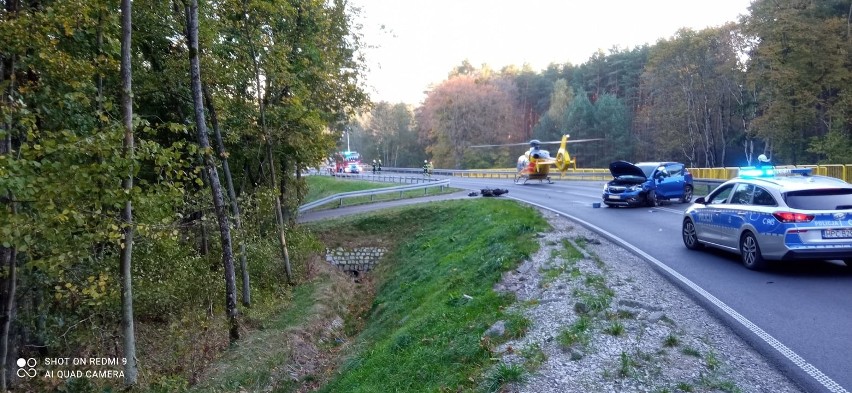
241, 3, 293, 284
203, 85, 250, 307
0, 14, 18, 388
119, 0, 139, 385
267, 144, 293, 284
0, 205, 17, 392
186, 0, 239, 342
1, 48, 24, 382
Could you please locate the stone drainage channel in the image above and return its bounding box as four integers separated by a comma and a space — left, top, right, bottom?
325, 247, 387, 278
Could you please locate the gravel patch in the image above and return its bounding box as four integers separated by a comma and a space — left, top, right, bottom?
490, 209, 804, 393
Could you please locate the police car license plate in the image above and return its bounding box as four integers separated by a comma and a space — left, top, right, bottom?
822, 228, 852, 239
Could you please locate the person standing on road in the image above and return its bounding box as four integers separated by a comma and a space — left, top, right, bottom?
423, 160, 430, 178
372, 159, 378, 174
756, 154, 773, 168
377, 159, 382, 172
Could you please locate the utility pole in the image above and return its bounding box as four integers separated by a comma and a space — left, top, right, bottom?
346, 127, 351, 152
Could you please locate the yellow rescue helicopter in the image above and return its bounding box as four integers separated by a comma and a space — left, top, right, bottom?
471, 134, 601, 184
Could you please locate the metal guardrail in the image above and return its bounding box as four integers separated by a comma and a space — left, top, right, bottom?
380, 167, 609, 180
693, 179, 725, 195
298, 179, 451, 213
377, 166, 724, 193
319, 170, 437, 184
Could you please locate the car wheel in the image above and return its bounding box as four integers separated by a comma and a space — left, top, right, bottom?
680, 185, 693, 203
645, 190, 657, 207
682, 218, 703, 250
740, 231, 768, 270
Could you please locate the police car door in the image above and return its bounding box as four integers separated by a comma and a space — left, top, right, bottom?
696, 183, 736, 244
717, 183, 755, 249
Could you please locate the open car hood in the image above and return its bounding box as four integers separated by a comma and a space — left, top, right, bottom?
609, 161, 646, 179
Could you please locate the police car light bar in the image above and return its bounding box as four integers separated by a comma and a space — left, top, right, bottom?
738, 167, 774, 177
737, 167, 813, 178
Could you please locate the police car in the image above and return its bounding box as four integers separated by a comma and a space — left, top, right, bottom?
682, 167, 852, 270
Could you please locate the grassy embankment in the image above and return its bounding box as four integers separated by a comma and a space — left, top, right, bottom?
192, 176, 744, 393
192, 175, 548, 392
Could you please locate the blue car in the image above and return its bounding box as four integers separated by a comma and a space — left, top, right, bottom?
602, 161, 694, 207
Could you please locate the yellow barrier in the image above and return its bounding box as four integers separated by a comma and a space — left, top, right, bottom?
469, 165, 851, 183
688, 164, 850, 183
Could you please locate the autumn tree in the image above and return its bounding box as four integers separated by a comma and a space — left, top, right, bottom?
417, 75, 519, 168
743, 0, 852, 164
363, 102, 419, 167
638, 25, 744, 166
0, 0, 369, 389
532, 78, 573, 143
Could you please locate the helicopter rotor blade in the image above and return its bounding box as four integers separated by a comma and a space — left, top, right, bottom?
565, 138, 604, 144
539, 138, 604, 145
469, 138, 603, 148
469, 142, 532, 148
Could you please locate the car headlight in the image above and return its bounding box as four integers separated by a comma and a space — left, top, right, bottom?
627, 185, 643, 192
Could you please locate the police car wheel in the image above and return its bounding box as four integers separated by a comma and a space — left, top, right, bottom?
680, 185, 693, 203
740, 231, 768, 270
682, 219, 703, 250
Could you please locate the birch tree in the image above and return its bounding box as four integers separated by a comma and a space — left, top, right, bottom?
119, 0, 138, 384
185, 0, 239, 342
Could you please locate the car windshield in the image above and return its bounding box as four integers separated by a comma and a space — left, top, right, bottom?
635, 164, 659, 178
783, 189, 852, 210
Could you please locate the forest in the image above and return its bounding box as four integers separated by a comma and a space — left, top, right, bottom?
355, 0, 851, 170
0, 0, 850, 390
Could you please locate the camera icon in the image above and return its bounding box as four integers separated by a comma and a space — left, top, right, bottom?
16, 358, 37, 378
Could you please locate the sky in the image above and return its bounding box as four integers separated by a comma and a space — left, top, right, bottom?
350, 0, 754, 105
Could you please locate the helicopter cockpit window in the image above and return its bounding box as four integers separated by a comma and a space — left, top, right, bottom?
531, 150, 550, 159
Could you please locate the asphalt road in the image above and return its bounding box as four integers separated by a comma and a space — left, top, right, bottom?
297, 174, 852, 393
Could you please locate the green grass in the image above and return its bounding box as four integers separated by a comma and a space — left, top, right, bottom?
682, 346, 701, 358
663, 334, 680, 347
605, 320, 625, 336
556, 316, 592, 349
705, 350, 721, 371
618, 351, 635, 377
188, 282, 323, 392
560, 239, 585, 261
519, 343, 547, 371
309, 198, 549, 392
481, 363, 526, 392
303, 175, 399, 203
